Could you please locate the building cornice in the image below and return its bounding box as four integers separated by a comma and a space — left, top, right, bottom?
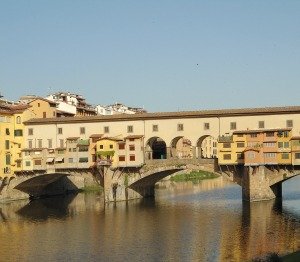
23, 106, 300, 125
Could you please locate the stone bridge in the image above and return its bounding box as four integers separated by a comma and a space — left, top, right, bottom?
219, 165, 300, 202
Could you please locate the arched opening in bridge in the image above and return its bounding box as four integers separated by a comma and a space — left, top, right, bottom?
196, 135, 217, 159
170, 136, 193, 159
145, 137, 167, 160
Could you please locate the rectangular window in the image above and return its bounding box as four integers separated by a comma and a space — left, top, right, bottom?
58, 128, 63, 135
57, 149, 65, 154
284, 142, 290, 148
79, 157, 89, 163
247, 152, 255, 159
129, 155, 135, 161
14, 130, 23, 137
80, 127, 85, 135
177, 123, 184, 131
104, 126, 109, 133
28, 140, 33, 149
48, 139, 52, 149
223, 143, 231, 148
230, 122, 236, 130
266, 132, 274, 137
286, 120, 293, 128
250, 134, 257, 138
127, 125, 133, 133
99, 145, 104, 149
34, 159, 42, 166
73, 148, 77, 152
68, 158, 74, 163
258, 121, 265, 129
278, 142, 283, 148
237, 134, 243, 137
79, 146, 89, 152
223, 154, 231, 160
281, 153, 289, 159
5, 128, 10, 135
204, 123, 210, 130
43, 112, 46, 118
59, 139, 64, 148
283, 131, 289, 138
264, 142, 275, 147
295, 153, 300, 159
37, 139, 42, 148
119, 143, 125, 150
119, 156, 125, 161
152, 125, 158, 132
109, 144, 113, 149
25, 161, 31, 167
264, 153, 276, 158
237, 142, 245, 148
129, 145, 135, 151
17, 162, 21, 168
28, 128, 33, 136
6, 154, 11, 165
5, 140, 9, 150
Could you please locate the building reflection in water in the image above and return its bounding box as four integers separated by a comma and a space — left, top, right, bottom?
0, 177, 299, 261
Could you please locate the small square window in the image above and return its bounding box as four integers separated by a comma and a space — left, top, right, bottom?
104, 126, 109, 133
177, 124, 184, 131
109, 144, 113, 149
204, 123, 210, 130
99, 145, 104, 149
80, 127, 85, 135
230, 122, 236, 130
119, 156, 125, 161
130, 155, 135, 161
286, 120, 293, 128
152, 125, 158, 132
258, 121, 264, 129
127, 125, 133, 133
129, 145, 135, 151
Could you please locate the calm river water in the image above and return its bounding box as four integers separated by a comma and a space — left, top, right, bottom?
1, 176, 300, 262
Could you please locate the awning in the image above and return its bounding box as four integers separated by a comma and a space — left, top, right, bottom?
55, 157, 64, 162
46, 157, 54, 163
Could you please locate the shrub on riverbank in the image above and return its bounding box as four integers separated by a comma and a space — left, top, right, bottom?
170, 170, 219, 182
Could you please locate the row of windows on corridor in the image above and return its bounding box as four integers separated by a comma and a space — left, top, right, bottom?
26, 120, 295, 136
222, 142, 291, 148
222, 152, 300, 160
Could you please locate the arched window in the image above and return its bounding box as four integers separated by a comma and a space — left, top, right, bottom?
16, 116, 21, 124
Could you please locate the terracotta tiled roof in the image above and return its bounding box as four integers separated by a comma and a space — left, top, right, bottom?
291, 136, 300, 140
90, 134, 103, 138
125, 135, 144, 139
28, 97, 57, 105
24, 105, 300, 125
233, 128, 292, 134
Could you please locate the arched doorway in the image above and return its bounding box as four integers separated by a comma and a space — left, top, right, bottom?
170, 136, 193, 159
145, 137, 167, 160
196, 135, 217, 159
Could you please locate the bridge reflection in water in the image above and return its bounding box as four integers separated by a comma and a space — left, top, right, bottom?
0, 177, 300, 261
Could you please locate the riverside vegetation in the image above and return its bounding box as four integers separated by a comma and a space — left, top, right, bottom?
170, 170, 219, 182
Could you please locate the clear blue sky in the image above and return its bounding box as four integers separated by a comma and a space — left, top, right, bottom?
1, 1, 299, 112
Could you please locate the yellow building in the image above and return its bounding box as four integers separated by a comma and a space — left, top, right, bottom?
291, 136, 300, 165
95, 137, 122, 168
27, 98, 58, 118
276, 129, 292, 165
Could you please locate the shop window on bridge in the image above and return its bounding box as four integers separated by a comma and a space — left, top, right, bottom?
266, 132, 274, 137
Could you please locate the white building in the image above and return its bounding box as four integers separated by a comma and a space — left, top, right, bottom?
96, 102, 146, 115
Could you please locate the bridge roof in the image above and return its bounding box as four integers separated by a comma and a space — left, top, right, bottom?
23, 105, 300, 125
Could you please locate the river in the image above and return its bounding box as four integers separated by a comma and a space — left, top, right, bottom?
1, 176, 300, 262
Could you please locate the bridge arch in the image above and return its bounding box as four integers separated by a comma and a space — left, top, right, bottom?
145, 137, 167, 160
196, 135, 217, 159
170, 136, 193, 159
